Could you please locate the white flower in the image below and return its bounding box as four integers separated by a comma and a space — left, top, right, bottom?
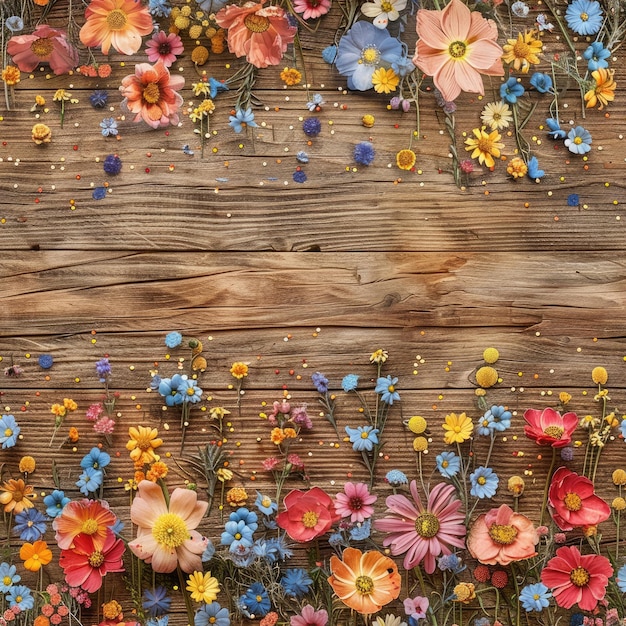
361, 0, 407, 28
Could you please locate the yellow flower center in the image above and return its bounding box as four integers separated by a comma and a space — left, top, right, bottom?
513, 41, 531, 58
209, 619, 216, 624
88, 551, 105, 567
477, 476, 487, 485
580, 11, 588, 20
361, 46, 380, 64
442, 460, 449, 468
186, 388, 195, 396
143, 83, 161, 105
360, 432, 369, 439
477, 138, 494, 153
380, 0, 394, 11
106, 9, 128, 30
152, 512, 189, 548
31, 554, 40, 561
3, 576, 12, 586
4, 429, 12, 437
244, 13, 271, 33
355, 575, 374, 594
573, 137, 583, 145
30, 37, 54, 58
570, 566, 590, 587
81, 519, 99, 535
488, 523, 518, 545
415, 512, 440, 538
261, 497, 272, 508
543, 425, 564, 439
302, 511, 319, 528
448, 40, 467, 59
388, 385, 395, 393
564, 492, 582, 511
234, 533, 242, 540
15, 596, 22, 603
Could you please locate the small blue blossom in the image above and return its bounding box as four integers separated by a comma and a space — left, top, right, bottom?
583, 42, 610, 70
349, 519, 372, 541
76, 467, 103, 495
519, 583, 552, 611
296, 150, 309, 163
143, 586, 172, 617
196, 0, 228, 13
561, 446, 574, 461
165, 331, 183, 348
207, 77, 228, 98
390, 55, 416, 77
13, 509, 48, 542
182, 144, 195, 156
342, 374, 359, 392
38, 354, 53, 369
311, 372, 329, 393
239, 582, 270, 618
620, 419, 626, 439
254, 492, 277, 516
385, 469, 408, 486
158, 374, 185, 406
177, 376, 203, 403
281, 568, 313, 598
485, 405, 512, 432
328, 531, 347, 547
354, 141, 375, 165
375, 375, 400, 404
436, 451, 461, 478
5, 16, 24, 32
229, 507, 258, 529
293, 170, 307, 183
92, 187, 107, 200
321, 45, 337, 64
43, 489, 69, 518
89, 90, 108, 108
148, 0, 172, 16
437, 554, 465, 573
567, 194, 580, 207
229, 108, 257, 133
95, 357, 111, 381
100, 117, 118, 137
565, 0, 603, 35
565, 126, 592, 154
527, 156, 545, 180
260, 535, 291, 562
0, 563, 20, 592
345, 425, 379, 451
470, 466, 499, 498
306, 93, 325, 111
530, 72, 552, 93
536, 13, 554, 30
302, 117, 322, 137
221, 519, 255, 553
0, 414, 19, 449
80, 447, 111, 471
103, 154, 122, 175
476, 412, 494, 436
7, 585, 34, 611
194, 601, 230, 626
500, 77, 525, 104
511, 1, 529, 16
546, 118, 567, 139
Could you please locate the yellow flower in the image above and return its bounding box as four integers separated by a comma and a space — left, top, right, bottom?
35, 95, 46, 106
226, 486, 248, 506
584, 68, 616, 110
362, 114, 375, 128
407, 416, 427, 434
453, 582, 476, 602
506, 157, 528, 179
230, 362, 249, 379
191, 81, 211, 97
1, 66, 20, 86
20, 540, 52, 572
480, 101, 512, 131
501, 30, 542, 73
191, 45, 209, 65
507, 475, 525, 496
270, 427, 286, 444
146, 461, 169, 481
50, 403, 66, 418
442, 412, 473, 445
209, 407, 231, 420
217, 468, 233, 482
102, 600, 123, 620
64, 398, 78, 411
591, 366, 608, 385
53, 89, 71, 102
371, 68, 399, 94
68, 427, 79, 443
396, 149, 416, 171
0, 479, 35, 514
612, 497, 626, 511
186, 571, 220, 603
280, 67, 302, 86
126, 426, 163, 465
370, 349, 389, 364
19, 456, 36, 474
476, 366, 498, 388
482, 347, 500, 364
559, 391, 572, 405
283, 427, 297, 439
465, 127, 504, 169
612, 469, 626, 485
413, 436, 428, 452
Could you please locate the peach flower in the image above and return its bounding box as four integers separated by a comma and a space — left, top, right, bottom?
7, 25, 78, 75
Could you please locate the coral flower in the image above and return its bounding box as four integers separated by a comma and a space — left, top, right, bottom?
501, 30, 543, 73
145, 31, 184, 68
442, 412, 473, 444
7, 24, 79, 75
467, 504, 538, 566
53, 498, 117, 551
126, 425, 164, 465
334, 483, 377, 523
464, 128, 504, 169
276, 487, 340, 542
0, 479, 35, 514
59, 531, 125, 592
79, 0, 153, 56
541, 546, 612, 611
412, 0, 504, 102
215, 1, 297, 69
120, 62, 185, 129
20, 540, 53, 572
292, 0, 331, 20
523, 407, 578, 447
328, 547, 401, 615
129, 480, 208, 573
584, 68, 616, 110
548, 467, 611, 530
374, 481, 466, 573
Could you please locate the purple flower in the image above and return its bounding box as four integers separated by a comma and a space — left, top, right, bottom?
354, 141, 375, 165
311, 372, 329, 393
103, 154, 122, 175
95, 358, 111, 381
302, 117, 322, 137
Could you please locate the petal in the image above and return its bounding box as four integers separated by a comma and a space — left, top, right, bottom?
441, 0, 471, 41
169, 488, 207, 528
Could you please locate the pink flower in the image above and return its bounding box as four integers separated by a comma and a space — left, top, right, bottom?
404, 596, 429, 620
548, 467, 611, 531
523, 407, 578, 447
374, 481, 466, 574
7, 24, 79, 75
467, 504, 538, 566
94, 416, 116, 434
276, 487, 340, 542
262, 457, 280, 471
541, 546, 612, 611
412, 0, 503, 102
145, 31, 184, 68
215, 1, 297, 69
334, 482, 377, 523
86, 403, 104, 421
290, 605, 328, 626
292, 0, 332, 20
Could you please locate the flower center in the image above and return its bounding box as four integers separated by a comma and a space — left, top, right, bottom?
4, 429, 12, 437
158, 42, 172, 55
442, 460, 449, 468
488, 523, 518, 545
152, 512, 189, 548
388, 385, 395, 393
543, 425, 564, 439
580, 11, 589, 20
349, 496, 363, 510
415, 512, 440, 538
380, 0, 394, 11
186, 387, 196, 396
477, 476, 487, 485
244, 13, 271, 33
477, 138, 493, 153
261, 497, 272, 508
88, 551, 105, 567
361, 46, 380, 65
448, 40, 467, 59
3, 576, 11, 586
355, 575, 374, 594
106, 9, 128, 30
570, 566, 590, 587
573, 137, 583, 145
302, 511, 319, 528
143, 83, 161, 105
513, 41, 531, 58
81, 519, 99, 535
12, 489, 24, 502
30, 37, 54, 58
360, 432, 369, 439
564, 492, 582, 511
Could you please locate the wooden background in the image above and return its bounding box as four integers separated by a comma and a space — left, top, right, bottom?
1, 1, 626, 624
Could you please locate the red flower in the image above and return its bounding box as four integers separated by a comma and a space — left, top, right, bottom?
548, 467, 610, 531
59, 530, 125, 592
523, 407, 578, 447
276, 487, 340, 542
541, 546, 612, 611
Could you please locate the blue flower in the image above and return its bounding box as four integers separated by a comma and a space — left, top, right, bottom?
149, 0, 172, 16
103, 154, 122, 175
485, 405, 512, 431
437, 554, 465, 573
207, 77, 229, 99
620, 419, 626, 439
158, 374, 185, 406
570, 615, 585, 626
617, 564, 626, 592
239, 582, 270, 618
95, 357, 111, 380
100, 117, 118, 137
511, 1, 530, 16
311, 372, 329, 393
43, 489, 69, 518
519, 582, 552, 611
281, 568, 313, 597
229, 108, 257, 133
0, 563, 20, 592
345, 425, 379, 451
565, 0, 603, 35
229, 507, 258, 529
321, 45, 337, 64
76, 467, 103, 495
336, 21, 403, 91
80, 447, 111, 471
500, 78, 525, 104
0, 414, 19, 449
354, 142, 375, 165
306, 93, 325, 111
546, 118, 567, 139
92, 187, 107, 200
436, 451, 460, 478
7, 585, 34, 610
5, 16, 24, 32
583, 42, 610, 70
13, 508, 48, 542
221, 519, 255, 553
143, 586, 172, 617
536, 14, 554, 31
527, 156, 545, 180
195, 601, 230, 626
476, 412, 494, 436
565, 126, 592, 154
567, 193, 580, 207
349, 519, 372, 541
195, 0, 228, 13
302, 117, 322, 137
375, 375, 400, 404
390, 55, 415, 77
177, 376, 203, 403
254, 492, 277, 516
89, 90, 108, 108
201, 539, 216, 562
165, 331, 182, 348
470, 466, 499, 498
293, 170, 307, 183
147, 618, 169, 626
342, 374, 359, 391
296, 150, 309, 163
385, 469, 408, 486
38, 354, 53, 369
328, 531, 347, 547
263, 535, 292, 561
530, 72, 552, 93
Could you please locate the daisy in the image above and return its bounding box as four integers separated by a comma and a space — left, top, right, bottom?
290, 605, 328, 626
186, 571, 220, 603
0, 479, 35, 514
53, 498, 117, 551
334, 483, 377, 523
361, 0, 408, 29
442, 412, 473, 444
480, 101, 513, 130
501, 30, 543, 73
584, 68, 616, 110
126, 425, 164, 465
145, 31, 184, 68
464, 128, 504, 169
374, 481, 466, 573
291, 0, 331, 20
396, 149, 416, 170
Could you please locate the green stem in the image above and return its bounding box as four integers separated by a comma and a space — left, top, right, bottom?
177, 566, 196, 626
539, 446, 558, 526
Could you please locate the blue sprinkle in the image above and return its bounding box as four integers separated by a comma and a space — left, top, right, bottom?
38, 354, 54, 369
92, 187, 107, 200
567, 193, 580, 206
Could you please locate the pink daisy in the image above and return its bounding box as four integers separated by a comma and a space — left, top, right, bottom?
290, 604, 328, 626
374, 481, 466, 574
145, 31, 184, 68
334, 482, 377, 523
292, 0, 331, 20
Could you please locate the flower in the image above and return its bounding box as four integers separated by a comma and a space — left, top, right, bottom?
372, 68, 399, 94
19, 540, 53, 572
103, 154, 122, 175
548, 467, 611, 530
565, 0, 603, 35
5, 16, 24, 32
194, 602, 230, 626
43, 489, 70, 518
239, 582, 270, 618
76, 467, 104, 495
464, 127, 504, 169
164, 331, 182, 348
583, 42, 610, 71
342, 374, 360, 391
404, 596, 429, 620
530, 72, 553, 93
541, 546, 612, 611
7, 24, 79, 75
215, 1, 297, 68
396, 149, 416, 170
546, 118, 567, 139
584, 68, 616, 110
617, 564, 626, 592
229, 108, 258, 133
527, 156, 545, 180
412, 0, 503, 102
7, 584, 34, 610
375, 481, 466, 573
442, 412, 473, 444
385, 470, 408, 486
345, 425, 380, 451
311, 372, 329, 393
0, 414, 19, 448
126, 425, 163, 464
81, 447, 111, 471
59, 531, 125, 592
14, 508, 48, 542
511, 1, 530, 16
328, 547, 401, 614
146, 31, 184, 68
519, 582, 552, 611
502, 30, 542, 73
480, 101, 512, 131
129, 480, 208, 573
276, 487, 339, 542
336, 21, 403, 91
292, 0, 331, 19
467, 504, 537, 565
470, 466, 499, 498
303, 117, 322, 137
500, 77, 525, 103
436, 451, 461, 477
1, 66, 20, 85
361, 0, 407, 28
334, 483, 377, 523
0, 563, 20, 591
79, 0, 153, 55
290, 605, 328, 626
143, 587, 171, 617
100, 117, 119, 137
186, 571, 220, 603
120, 61, 184, 129
53, 498, 116, 551
281, 568, 313, 598
523, 407, 578, 447
375, 375, 400, 404
0, 479, 35, 514
507, 157, 528, 179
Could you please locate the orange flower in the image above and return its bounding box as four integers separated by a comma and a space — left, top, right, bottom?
146, 461, 169, 481
0, 479, 35, 514
79, 0, 153, 55
270, 428, 286, 444
584, 68, 616, 110
126, 425, 163, 465
53, 498, 117, 551
328, 547, 401, 614
34, 617, 50, 626
230, 362, 249, 379
20, 540, 53, 572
